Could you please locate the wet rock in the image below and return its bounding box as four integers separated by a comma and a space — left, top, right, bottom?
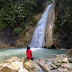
56, 55, 60, 58
56, 54, 67, 58
0, 66, 17, 72
11, 62, 20, 70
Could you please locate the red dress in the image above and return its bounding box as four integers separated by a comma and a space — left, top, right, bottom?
26, 49, 32, 59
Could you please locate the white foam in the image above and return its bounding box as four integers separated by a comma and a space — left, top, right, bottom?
30, 4, 53, 48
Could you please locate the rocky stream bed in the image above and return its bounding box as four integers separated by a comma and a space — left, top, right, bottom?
0, 54, 72, 72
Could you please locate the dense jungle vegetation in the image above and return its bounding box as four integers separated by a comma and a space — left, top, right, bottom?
55, 0, 72, 28
0, 0, 52, 35
55, 0, 72, 48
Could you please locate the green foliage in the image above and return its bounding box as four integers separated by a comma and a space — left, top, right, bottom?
13, 27, 22, 36
32, 18, 37, 26
55, 0, 72, 28
0, 0, 46, 33
55, 0, 72, 48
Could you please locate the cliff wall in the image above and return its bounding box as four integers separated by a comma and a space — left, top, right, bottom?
45, 3, 55, 48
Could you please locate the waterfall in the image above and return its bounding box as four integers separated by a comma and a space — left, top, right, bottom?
30, 4, 53, 48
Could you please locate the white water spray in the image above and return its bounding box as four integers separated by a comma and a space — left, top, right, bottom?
30, 4, 52, 48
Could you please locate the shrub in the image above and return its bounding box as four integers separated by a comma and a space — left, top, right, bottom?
32, 18, 37, 26
13, 27, 22, 36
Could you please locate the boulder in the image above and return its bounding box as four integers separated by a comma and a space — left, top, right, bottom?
61, 63, 71, 70
7, 57, 21, 62
0, 66, 17, 72
56, 63, 61, 67
21, 57, 27, 62
57, 68, 69, 72
62, 57, 68, 63
68, 58, 72, 63
11, 62, 20, 70
38, 61, 50, 72
0, 64, 2, 68
53, 61, 57, 65
56, 54, 67, 58
53, 61, 61, 67
56, 55, 60, 58
50, 64, 57, 69
18, 68, 29, 72
23, 60, 39, 72
57, 59, 62, 63
2, 63, 11, 67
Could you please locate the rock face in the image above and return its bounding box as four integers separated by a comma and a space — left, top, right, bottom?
45, 3, 55, 48
66, 49, 72, 57
0, 29, 16, 49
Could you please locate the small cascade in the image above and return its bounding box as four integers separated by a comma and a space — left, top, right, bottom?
30, 4, 53, 48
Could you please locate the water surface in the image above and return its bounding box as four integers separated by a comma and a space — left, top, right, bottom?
0, 48, 66, 63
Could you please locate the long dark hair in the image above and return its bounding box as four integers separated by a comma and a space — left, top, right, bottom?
27, 46, 30, 51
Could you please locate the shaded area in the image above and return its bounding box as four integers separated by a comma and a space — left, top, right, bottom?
54, 0, 72, 49
0, 29, 17, 48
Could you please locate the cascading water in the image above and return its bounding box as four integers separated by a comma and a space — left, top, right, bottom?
30, 4, 53, 48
